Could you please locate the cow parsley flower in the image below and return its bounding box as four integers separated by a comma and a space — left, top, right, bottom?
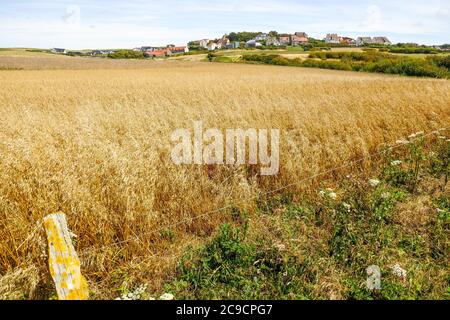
391, 264, 407, 280
391, 160, 402, 166
369, 179, 380, 187
328, 192, 337, 200
319, 189, 337, 200
343, 203, 351, 212
159, 293, 174, 300
117, 284, 148, 300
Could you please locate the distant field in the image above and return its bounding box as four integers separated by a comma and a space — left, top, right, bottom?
0, 49, 192, 69
0, 48, 58, 57
0, 56, 449, 300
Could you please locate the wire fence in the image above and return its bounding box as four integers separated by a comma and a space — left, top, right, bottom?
15, 126, 450, 263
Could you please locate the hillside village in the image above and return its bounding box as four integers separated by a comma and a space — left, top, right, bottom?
190, 32, 392, 50
51, 32, 397, 57
50, 31, 450, 59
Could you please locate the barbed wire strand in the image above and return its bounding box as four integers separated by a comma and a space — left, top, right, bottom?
78, 125, 449, 257
15, 126, 449, 257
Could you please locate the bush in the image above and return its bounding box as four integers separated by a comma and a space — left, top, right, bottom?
389, 47, 439, 54
108, 50, 145, 59
428, 55, 450, 70
363, 58, 449, 78
243, 52, 450, 78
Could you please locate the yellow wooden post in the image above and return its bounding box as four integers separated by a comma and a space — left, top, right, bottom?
43, 213, 89, 300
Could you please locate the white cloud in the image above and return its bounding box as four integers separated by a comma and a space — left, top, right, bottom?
359, 5, 382, 29
62, 5, 81, 29
435, 7, 450, 18
0, 0, 449, 48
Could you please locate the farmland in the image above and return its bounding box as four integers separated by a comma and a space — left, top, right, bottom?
0, 53, 449, 299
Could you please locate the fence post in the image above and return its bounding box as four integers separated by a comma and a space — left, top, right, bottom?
43, 213, 89, 300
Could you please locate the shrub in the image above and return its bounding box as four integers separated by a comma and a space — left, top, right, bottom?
108, 50, 145, 59
363, 58, 449, 78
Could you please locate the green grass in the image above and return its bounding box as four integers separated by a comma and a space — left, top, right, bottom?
165, 134, 449, 300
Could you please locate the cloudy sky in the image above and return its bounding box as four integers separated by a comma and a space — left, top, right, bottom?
0, 0, 449, 49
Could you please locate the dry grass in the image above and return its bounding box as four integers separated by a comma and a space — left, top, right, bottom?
0, 51, 192, 70
0, 57, 449, 299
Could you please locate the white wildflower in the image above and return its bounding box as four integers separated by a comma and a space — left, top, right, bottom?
391, 264, 407, 280
343, 203, 351, 212
369, 179, 380, 187
320, 189, 337, 200
381, 192, 390, 199
391, 160, 402, 166
118, 284, 148, 301
159, 293, 174, 300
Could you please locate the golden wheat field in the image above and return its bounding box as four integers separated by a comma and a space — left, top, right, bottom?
0, 55, 449, 299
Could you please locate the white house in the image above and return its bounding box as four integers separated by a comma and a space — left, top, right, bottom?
245, 40, 263, 48
216, 37, 230, 49
324, 34, 340, 44
207, 42, 218, 51
254, 33, 268, 41
373, 37, 392, 45
356, 37, 391, 46
199, 39, 209, 48
266, 37, 281, 46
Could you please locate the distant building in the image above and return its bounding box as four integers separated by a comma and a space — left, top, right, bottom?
91, 50, 114, 55
266, 37, 281, 46
356, 36, 391, 46
356, 37, 373, 46
324, 33, 340, 44
295, 32, 308, 38
254, 33, 268, 41
226, 41, 241, 49
207, 42, 218, 51
291, 33, 309, 45
279, 35, 291, 45
141, 46, 160, 52
169, 46, 189, 54
198, 39, 209, 48
217, 37, 230, 49
51, 48, 67, 54
339, 37, 356, 46
373, 37, 392, 45
144, 49, 172, 58
245, 40, 263, 48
